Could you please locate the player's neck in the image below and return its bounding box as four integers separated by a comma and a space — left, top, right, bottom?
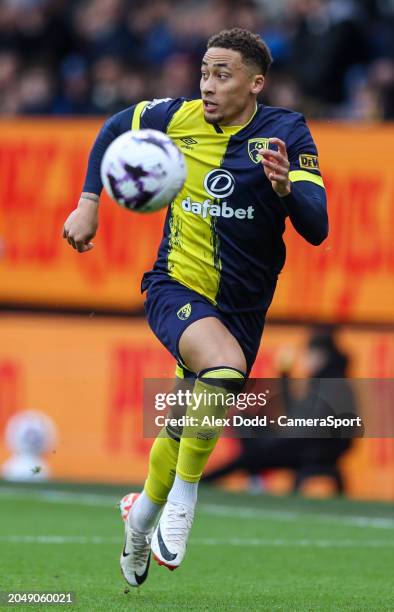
220, 102, 258, 127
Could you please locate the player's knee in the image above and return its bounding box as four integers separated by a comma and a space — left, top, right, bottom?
197, 349, 246, 376
199, 364, 246, 383
188, 336, 246, 374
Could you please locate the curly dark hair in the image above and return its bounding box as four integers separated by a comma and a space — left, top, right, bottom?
207, 28, 273, 75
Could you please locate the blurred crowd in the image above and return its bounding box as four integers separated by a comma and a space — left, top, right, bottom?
0, 0, 393, 120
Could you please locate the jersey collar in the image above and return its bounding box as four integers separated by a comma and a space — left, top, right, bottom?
212, 103, 259, 135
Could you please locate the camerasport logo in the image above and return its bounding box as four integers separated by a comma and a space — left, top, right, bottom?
204, 169, 235, 199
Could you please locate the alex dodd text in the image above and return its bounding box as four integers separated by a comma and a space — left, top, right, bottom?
154, 414, 363, 429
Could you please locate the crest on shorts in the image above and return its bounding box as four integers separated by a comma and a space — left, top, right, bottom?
177, 303, 192, 320
248, 138, 270, 163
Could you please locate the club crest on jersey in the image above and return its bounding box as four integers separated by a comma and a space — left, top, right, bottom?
177, 303, 192, 320
248, 138, 270, 163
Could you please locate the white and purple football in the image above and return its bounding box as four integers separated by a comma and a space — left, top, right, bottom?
100, 129, 187, 213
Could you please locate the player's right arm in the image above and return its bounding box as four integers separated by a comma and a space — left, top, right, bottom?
63, 98, 183, 252
62, 193, 99, 253
63, 107, 136, 253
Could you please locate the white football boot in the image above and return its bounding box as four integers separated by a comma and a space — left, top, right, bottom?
119, 493, 153, 587
151, 501, 195, 570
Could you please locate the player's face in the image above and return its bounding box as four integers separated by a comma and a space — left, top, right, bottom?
200, 48, 264, 126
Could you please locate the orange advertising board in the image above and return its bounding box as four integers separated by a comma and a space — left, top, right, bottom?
275, 124, 394, 323
0, 119, 165, 311
0, 315, 393, 500
0, 120, 393, 322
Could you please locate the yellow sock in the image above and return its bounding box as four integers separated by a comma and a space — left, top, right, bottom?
176, 367, 245, 483
144, 364, 195, 503
144, 427, 179, 504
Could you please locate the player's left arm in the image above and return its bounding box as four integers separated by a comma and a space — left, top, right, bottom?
260, 119, 328, 246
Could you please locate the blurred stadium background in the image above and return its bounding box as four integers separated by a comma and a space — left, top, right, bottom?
0, 0, 393, 503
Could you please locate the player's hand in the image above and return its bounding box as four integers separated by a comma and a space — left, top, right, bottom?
260, 138, 291, 197
63, 195, 99, 253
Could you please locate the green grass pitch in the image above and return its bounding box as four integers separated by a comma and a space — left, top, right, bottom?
0, 481, 393, 611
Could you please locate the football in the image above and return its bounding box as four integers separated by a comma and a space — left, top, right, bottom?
100, 129, 187, 213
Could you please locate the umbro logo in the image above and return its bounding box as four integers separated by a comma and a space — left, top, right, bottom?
180, 136, 198, 150
180, 136, 198, 145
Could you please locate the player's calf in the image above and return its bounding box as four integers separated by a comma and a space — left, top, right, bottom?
152, 365, 246, 570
